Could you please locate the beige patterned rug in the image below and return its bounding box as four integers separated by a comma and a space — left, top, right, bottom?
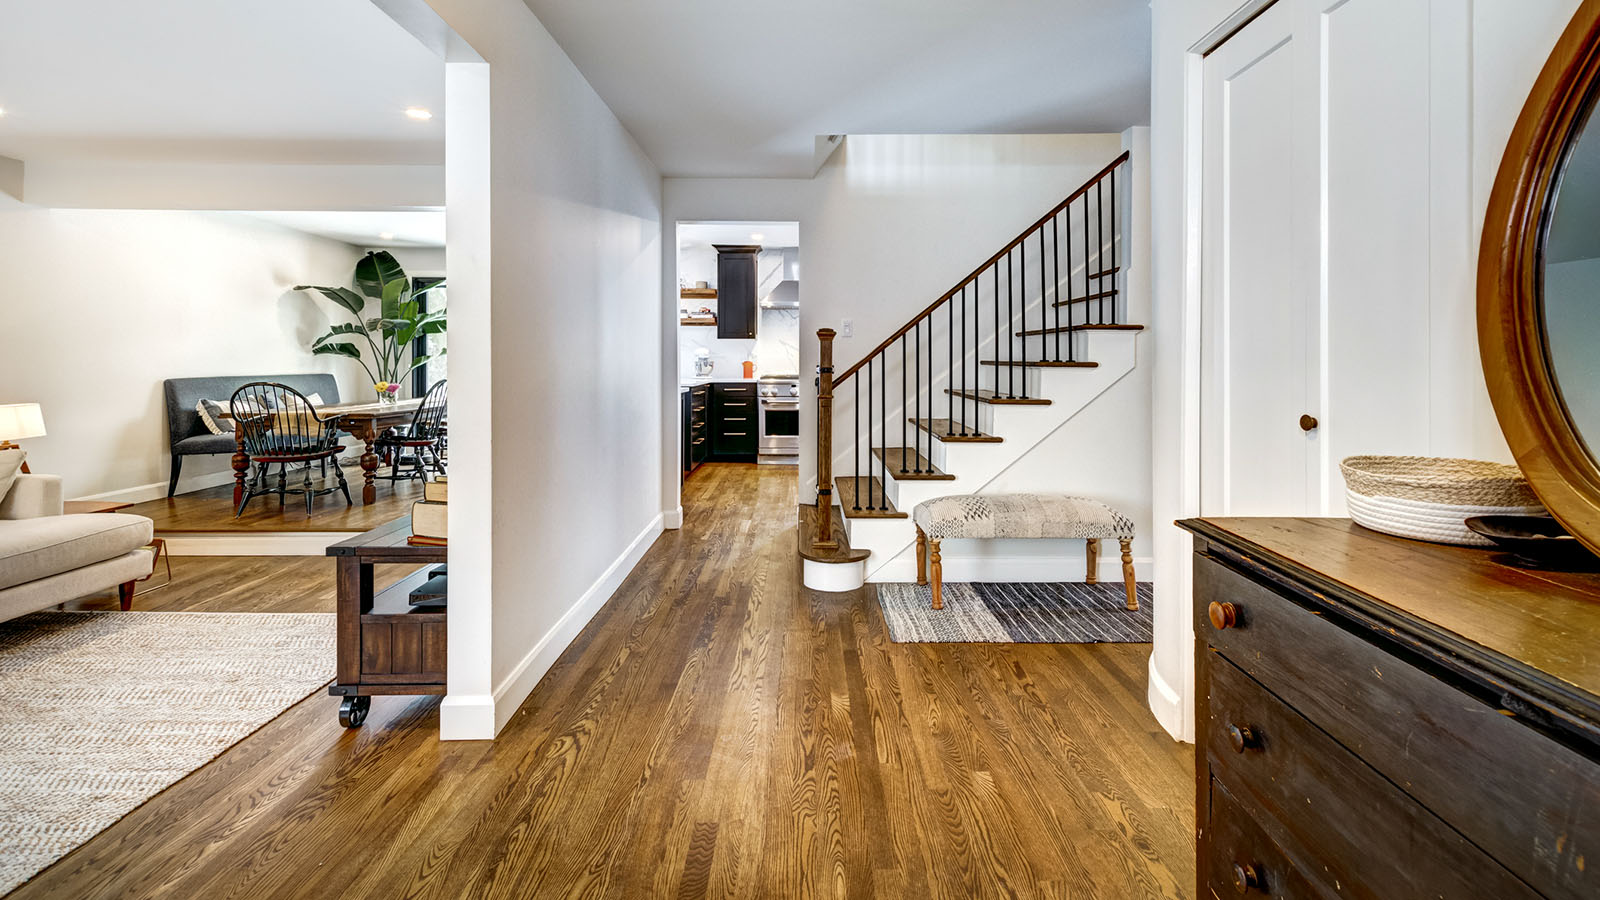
0, 611, 336, 894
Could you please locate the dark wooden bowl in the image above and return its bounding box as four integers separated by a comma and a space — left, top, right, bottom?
1464, 515, 1600, 568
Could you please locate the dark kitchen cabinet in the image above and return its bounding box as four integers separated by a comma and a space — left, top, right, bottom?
711, 382, 757, 460
714, 244, 760, 339
682, 385, 709, 478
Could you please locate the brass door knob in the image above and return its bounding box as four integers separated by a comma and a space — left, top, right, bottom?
1208, 601, 1239, 630
1232, 862, 1262, 893
1299, 414, 1319, 431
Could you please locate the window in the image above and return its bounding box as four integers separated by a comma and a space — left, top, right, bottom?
411, 276, 447, 397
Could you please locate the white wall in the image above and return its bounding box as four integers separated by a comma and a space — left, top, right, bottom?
1147, 0, 1580, 742
412, 0, 663, 739
0, 208, 367, 500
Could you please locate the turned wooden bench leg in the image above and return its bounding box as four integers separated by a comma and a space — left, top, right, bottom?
1120, 539, 1137, 610
916, 526, 928, 585
1085, 538, 1099, 583
929, 539, 943, 611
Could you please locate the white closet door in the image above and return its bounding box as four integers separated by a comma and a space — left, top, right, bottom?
1200, 1, 1316, 516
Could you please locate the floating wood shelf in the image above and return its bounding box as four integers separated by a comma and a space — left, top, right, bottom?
680, 316, 717, 326
680, 288, 718, 299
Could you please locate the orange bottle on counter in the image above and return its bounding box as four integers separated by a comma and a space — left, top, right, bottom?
742, 360, 754, 378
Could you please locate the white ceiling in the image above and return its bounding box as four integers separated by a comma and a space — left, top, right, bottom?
522, 0, 1152, 178
0, 0, 444, 165
679, 221, 800, 249
244, 210, 445, 248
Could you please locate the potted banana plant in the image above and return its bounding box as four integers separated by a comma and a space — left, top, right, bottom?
295, 250, 446, 402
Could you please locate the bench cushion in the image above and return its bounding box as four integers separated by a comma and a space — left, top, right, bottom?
912, 494, 1134, 541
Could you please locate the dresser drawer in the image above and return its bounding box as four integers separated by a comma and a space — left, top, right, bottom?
1207, 656, 1536, 899
1205, 780, 1336, 900
1197, 553, 1599, 897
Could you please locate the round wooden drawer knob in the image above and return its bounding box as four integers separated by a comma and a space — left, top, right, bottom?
1299, 414, 1319, 431
1209, 601, 1239, 630
1227, 723, 1261, 753
1232, 862, 1262, 893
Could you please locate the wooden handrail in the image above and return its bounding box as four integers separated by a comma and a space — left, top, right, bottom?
832, 150, 1130, 386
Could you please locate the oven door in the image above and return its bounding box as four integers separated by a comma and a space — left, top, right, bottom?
758, 398, 801, 454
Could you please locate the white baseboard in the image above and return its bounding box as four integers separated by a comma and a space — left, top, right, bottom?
71, 469, 236, 505
439, 693, 495, 742
864, 553, 1155, 584
161, 532, 350, 556
1147, 652, 1190, 743
454, 512, 664, 740
663, 506, 684, 529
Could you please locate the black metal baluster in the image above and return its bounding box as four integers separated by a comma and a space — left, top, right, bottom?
1006, 249, 1015, 398
993, 263, 1000, 405
960, 282, 968, 434
902, 334, 908, 475
1111, 165, 1119, 325
1020, 238, 1028, 399
1084, 188, 1093, 328
853, 375, 861, 511
913, 323, 921, 472
879, 353, 885, 506
1053, 214, 1062, 362
866, 361, 874, 509
1096, 178, 1105, 326
1040, 225, 1047, 366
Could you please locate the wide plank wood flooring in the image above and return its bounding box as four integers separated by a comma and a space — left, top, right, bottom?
17, 463, 1193, 899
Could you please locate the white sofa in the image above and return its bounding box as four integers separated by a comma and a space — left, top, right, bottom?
0, 474, 155, 621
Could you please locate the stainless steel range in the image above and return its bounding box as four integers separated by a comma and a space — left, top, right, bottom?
756, 375, 800, 460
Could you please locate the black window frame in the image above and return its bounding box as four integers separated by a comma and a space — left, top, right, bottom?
411, 276, 445, 398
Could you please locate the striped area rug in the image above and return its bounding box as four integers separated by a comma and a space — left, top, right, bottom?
875, 581, 1154, 643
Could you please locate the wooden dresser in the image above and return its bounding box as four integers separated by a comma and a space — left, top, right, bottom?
1180, 517, 1600, 899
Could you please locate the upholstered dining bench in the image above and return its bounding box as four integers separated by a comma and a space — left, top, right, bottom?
911, 494, 1137, 612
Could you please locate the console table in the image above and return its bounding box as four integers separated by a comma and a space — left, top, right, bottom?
326, 517, 445, 727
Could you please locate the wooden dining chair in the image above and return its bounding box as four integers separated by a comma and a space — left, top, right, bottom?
229, 382, 352, 516
377, 380, 448, 484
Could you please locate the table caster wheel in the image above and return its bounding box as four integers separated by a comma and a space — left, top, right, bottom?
339, 695, 370, 728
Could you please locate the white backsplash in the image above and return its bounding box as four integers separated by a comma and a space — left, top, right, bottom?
679, 306, 799, 379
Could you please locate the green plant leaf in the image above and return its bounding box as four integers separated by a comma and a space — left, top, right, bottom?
295, 285, 366, 316
312, 323, 367, 349
415, 278, 447, 298
419, 318, 447, 335
313, 342, 363, 360
354, 251, 405, 300
380, 277, 407, 320
404, 352, 439, 375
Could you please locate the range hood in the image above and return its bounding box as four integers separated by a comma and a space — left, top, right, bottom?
760, 279, 799, 309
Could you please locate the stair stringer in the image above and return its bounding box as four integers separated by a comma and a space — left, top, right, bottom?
841, 331, 1141, 582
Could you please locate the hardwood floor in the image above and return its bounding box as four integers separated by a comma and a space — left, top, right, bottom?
122, 465, 424, 533
17, 463, 1193, 899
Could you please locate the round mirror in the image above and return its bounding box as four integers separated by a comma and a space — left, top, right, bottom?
1480, 6, 1600, 556
1543, 92, 1600, 464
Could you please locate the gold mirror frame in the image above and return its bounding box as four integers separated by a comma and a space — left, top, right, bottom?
1481, 0, 1600, 556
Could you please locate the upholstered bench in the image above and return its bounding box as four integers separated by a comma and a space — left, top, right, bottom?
911, 494, 1137, 612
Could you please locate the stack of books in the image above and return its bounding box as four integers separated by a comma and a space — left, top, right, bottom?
408, 476, 447, 547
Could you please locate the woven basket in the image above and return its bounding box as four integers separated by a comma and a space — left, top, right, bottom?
1339, 456, 1544, 546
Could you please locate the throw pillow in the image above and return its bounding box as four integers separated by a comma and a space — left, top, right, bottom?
305, 392, 325, 408
0, 448, 25, 504
196, 399, 235, 434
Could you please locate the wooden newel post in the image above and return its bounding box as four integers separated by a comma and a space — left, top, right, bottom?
814, 328, 838, 549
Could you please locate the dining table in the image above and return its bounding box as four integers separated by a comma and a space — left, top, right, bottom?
229, 398, 424, 506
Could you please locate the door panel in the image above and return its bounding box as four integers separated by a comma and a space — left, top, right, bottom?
1201, 1, 1309, 516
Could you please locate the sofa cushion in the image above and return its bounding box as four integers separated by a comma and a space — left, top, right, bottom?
174, 433, 237, 455
0, 449, 23, 505
0, 513, 154, 591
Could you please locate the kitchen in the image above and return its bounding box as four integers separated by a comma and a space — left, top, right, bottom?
677, 222, 800, 477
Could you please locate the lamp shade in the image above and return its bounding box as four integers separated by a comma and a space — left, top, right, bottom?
0, 403, 46, 441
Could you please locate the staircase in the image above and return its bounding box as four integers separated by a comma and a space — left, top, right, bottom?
801, 152, 1139, 590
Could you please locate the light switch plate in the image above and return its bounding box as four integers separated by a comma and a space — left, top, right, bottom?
841, 318, 853, 338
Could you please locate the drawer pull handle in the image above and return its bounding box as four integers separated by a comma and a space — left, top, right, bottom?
1231, 862, 1262, 894
1209, 601, 1239, 630
1227, 723, 1261, 753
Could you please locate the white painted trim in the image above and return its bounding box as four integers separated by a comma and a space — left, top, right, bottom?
160, 532, 349, 556
1147, 651, 1189, 742
663, 506, 684, 529
865, 554, 1155, 585
71, 469, 236, 505
439, 693, 495, 742
802, 557, 866, 592
466, 513, 665, 740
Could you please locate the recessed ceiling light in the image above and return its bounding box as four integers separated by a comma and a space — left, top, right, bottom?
751, 233, 765, 242
404, 107, 433, 121
379, 232, 396, 241
0, 108, 7, 118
